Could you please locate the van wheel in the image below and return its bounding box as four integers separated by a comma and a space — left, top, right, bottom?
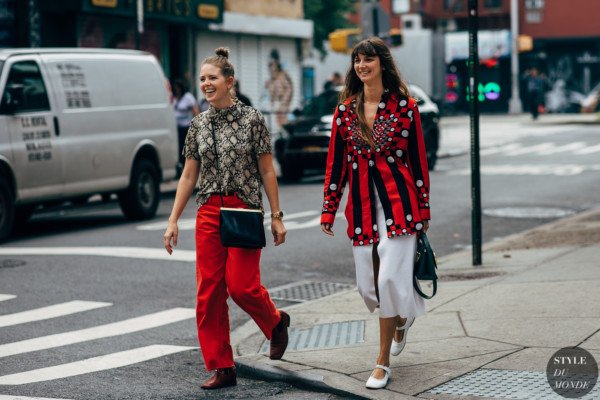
0, 179, 15, 242
118, 159, 160, 220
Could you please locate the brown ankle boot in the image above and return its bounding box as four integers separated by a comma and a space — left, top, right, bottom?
269, 310, 290, 360
201, 367, 237, 390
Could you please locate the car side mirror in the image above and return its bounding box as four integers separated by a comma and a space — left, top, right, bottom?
2, 83, 24, 114
292, 108, 302, 117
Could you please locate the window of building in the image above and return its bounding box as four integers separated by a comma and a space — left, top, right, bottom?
484, 0, 502, 8
444, 0, 464, 12
1, 61, 50, 113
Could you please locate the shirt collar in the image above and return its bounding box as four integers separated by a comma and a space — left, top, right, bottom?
208, 98, 242, 121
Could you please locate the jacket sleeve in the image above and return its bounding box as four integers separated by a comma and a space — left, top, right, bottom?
406, 98, 431, 220
321, 106, 348, 226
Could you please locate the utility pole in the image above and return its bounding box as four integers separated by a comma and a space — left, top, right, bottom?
508, 0, 522, 113
28, 0, 40, 47
468, 0, 482, 266
135, 0, 144, 50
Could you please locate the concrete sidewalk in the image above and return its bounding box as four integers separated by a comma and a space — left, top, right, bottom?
231, 207, 600, 399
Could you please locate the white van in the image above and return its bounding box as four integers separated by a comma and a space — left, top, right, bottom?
0, 49, 179, 241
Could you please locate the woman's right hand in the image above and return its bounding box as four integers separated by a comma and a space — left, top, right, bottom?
321, 223, 334, 236
163, 221, 178, 254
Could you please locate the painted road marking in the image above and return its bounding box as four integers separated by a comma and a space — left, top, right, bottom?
137, 210, 322, 232
0, 308, 195, 358
574, 143, 600, 155
137, 210, 343, 233
0, 301, 112, 328
0, 345, 195, 385
0, 294, 16, 302
0, 395, 72, 400
450, 164, 600, 176
481, 141, 600, 157
0, 247, 195, 263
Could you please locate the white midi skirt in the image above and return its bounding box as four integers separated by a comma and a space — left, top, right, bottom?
352, 190, 426, 318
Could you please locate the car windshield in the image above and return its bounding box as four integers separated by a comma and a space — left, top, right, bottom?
301, 89, 340, 117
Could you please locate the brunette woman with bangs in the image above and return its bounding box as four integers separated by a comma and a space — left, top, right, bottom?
321, 37, 431, 389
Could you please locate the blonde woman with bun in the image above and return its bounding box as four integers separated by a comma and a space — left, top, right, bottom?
163, 47, 290, 390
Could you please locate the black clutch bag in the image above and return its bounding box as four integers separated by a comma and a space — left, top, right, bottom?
219, 207, 266, 249
209, 121, 266, 249
413, 233, 438, 299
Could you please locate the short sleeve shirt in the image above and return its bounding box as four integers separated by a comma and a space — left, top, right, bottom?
173, 92, 197, 128
182, 99, 272, 209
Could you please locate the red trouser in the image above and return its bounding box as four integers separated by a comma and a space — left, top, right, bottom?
195, 194, 280, 371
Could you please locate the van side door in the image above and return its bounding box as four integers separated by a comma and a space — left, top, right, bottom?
0, 57, 62, 202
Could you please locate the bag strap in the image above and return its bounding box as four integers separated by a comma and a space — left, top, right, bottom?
208, 119, 225, 208
413, 277, 436, 300
414, 231, 436, 299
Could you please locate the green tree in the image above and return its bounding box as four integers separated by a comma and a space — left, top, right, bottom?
304, 0, 357, 58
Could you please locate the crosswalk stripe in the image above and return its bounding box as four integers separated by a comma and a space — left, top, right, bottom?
0, 301, 112, 328
574, 143, 600, 155
0, 395, 72, 400
0, 344, 195, 385
536, 141, 586, 155
0, 308, 195, 358
0, 247, 195, 262
138, 210, 322, 231
0, 294, 16, 302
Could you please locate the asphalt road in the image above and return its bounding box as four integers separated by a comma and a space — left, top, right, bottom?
1, 121, 599, 399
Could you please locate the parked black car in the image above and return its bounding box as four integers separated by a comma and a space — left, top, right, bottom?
274, 84, 440, 181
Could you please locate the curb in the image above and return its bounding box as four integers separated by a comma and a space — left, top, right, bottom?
235, 358, 368, 399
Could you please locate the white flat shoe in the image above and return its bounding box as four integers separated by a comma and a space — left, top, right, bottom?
365, 364, 391, 389
390, 316, 415, 356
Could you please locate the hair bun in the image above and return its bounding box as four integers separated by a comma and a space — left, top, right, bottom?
215, 47, 230, 58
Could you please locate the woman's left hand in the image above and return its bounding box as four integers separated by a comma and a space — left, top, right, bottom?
271, 219, 287, 246
422, 220, 430, 234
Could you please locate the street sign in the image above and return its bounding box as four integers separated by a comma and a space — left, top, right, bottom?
361, 1, 390, 38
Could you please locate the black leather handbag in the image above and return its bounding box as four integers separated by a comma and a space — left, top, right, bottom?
209, 123, 266, 249
413, 233, 438, 299
219, 207, 266, 249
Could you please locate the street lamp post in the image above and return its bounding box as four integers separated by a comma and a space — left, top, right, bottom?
508, 0, 522, 113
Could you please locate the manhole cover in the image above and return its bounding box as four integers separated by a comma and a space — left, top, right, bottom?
439, 271, 503, 281
268, 281, 355, 303
0, 259, 26, 268
483, 207, 576, 219
261, 320, 365, 353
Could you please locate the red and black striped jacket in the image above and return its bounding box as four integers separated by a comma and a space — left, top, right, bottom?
321, 90, 431, 246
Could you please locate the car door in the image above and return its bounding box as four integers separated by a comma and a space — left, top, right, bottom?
0, 57, 62, 201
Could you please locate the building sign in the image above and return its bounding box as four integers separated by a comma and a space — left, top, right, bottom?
84, 0, 223, 24
445, 30, 510, 63
225, 0, 303, 19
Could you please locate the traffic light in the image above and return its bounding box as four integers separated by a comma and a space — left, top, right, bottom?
389, 28, 402, 46
329, 29, 362, 53
329, 28, 403, 53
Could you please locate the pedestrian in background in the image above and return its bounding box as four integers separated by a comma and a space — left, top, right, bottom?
234, 79, 253, 107
163, 47, 290, 390
265, 49, 293, 128
171, 78, 200, 173
320, 37, 431, 390
525, 67, 546, 120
